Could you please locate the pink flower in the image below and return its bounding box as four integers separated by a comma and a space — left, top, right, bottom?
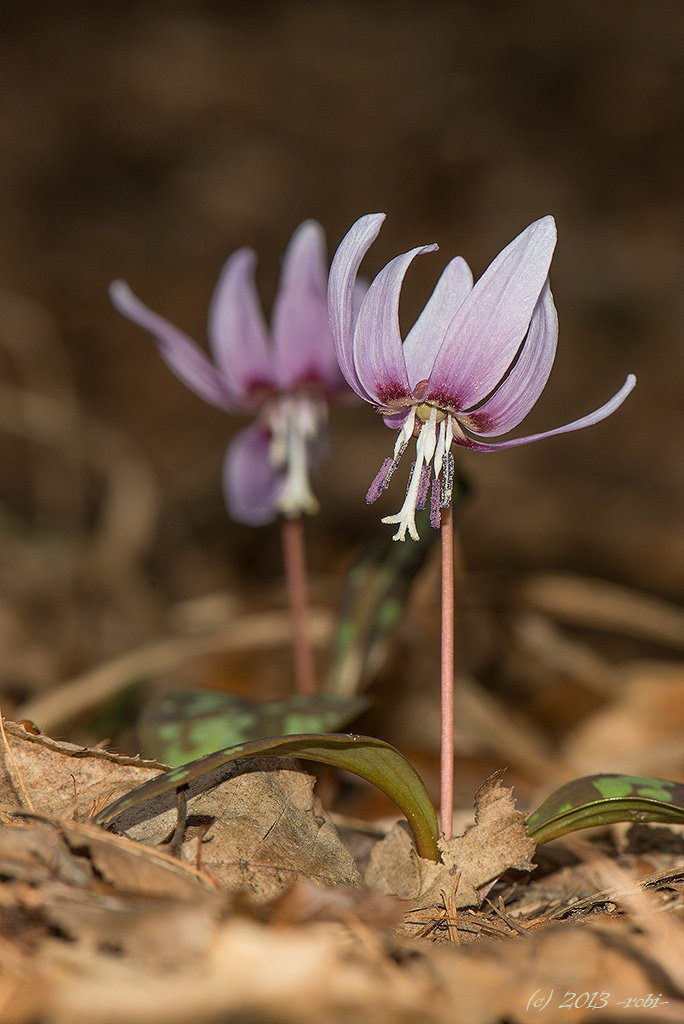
111, 221, 349, 525
328, 214, 636, 540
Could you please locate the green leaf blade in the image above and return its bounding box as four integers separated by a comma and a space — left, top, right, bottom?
95, 732, 441, 862
527, 773, 684, 844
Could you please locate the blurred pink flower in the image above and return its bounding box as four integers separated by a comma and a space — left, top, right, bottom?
111, 221, 349, 525
328, 213, 636, 541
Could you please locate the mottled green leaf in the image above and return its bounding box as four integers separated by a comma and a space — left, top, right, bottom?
137, 690, 369, 765
527, 773, 684, 844
95, 732, 440, 862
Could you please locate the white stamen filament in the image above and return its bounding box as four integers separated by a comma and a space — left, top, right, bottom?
444, 414, 455, 453
433, 416, 447, 481
382, 407, 438, 541
267, 396, 325, 518
393, 406, 416, 460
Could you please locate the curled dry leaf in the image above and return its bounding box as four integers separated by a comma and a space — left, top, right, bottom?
367, 771, 536, 914
0, 719, 164, 820
1, 820, 223, 972
0, 718, 360, 903
115, 756, 362, 899
9, 815, 215, 898
438, 771, 537, 905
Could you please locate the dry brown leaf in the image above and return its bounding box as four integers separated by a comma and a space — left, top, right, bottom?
365, 821, 447, 901
11, 815, 214, 897
0, 964, 52, 1024
118, 756, 362, 899
17, 910, 683, 1024
517, 573, 684, 652
563, 662, 684, 778
45, 917, 431, 1024
267, 878, 404, 927
0, 719, 360, 901
438, 770, 537, 905
0, 819, 93, 887
0, 719, 164, 820
429, 918, 683, 1023
2, 734, 683, 1023
37, 883, 224, 969
366, 771, 536, 912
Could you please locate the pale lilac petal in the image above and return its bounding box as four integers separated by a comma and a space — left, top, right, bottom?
457, 374, 636, 451
462, 280, 558, 436
327, 213, 386, 401
272, 220, 338, 390
426, 216, 557, 411
222, 423, 283, 525
208, 249, 277, 398
382, 409, 411, 430
109, 280, 233, 409
353, 244, 438, 407
403, 256, 473, 390
352, 277, 369, 321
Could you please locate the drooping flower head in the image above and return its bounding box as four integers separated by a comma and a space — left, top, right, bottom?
111, 221, 350, 525
328, 214, 636, 541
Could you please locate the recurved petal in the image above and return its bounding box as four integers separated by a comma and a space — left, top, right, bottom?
382, 409, 412, 430
222, 424, 283, 526
403, 256, 473, 390
426, 216, 557, 412
109, 280, 233, 409
208, 248, 277, 398
327, 213, 386, 401
458, 374, 636, 451
353, 244, 438, 407
461, 280, 558, 436
352, 276, 370, 321
272, 220, 337, 390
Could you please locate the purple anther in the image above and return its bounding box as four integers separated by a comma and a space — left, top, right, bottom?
430, 477, 442, 529
440, 451, 454, 509
416, 464, 431, 510
366, 457, 395, 504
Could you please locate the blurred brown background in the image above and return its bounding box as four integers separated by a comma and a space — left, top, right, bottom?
0, 0, 682, 711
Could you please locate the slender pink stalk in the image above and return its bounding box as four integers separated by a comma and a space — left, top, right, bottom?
440, 503, 455, 839
281, 517, 316, 696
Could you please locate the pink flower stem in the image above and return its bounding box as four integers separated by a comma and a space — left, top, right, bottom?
440, 502, 455, 840
281, 516, 316, 696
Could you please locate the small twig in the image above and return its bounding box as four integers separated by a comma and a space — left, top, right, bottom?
88, 791, 115, 821
0, 712, 35, 811
440, 886, 460, 945
483, 895, 529, 937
